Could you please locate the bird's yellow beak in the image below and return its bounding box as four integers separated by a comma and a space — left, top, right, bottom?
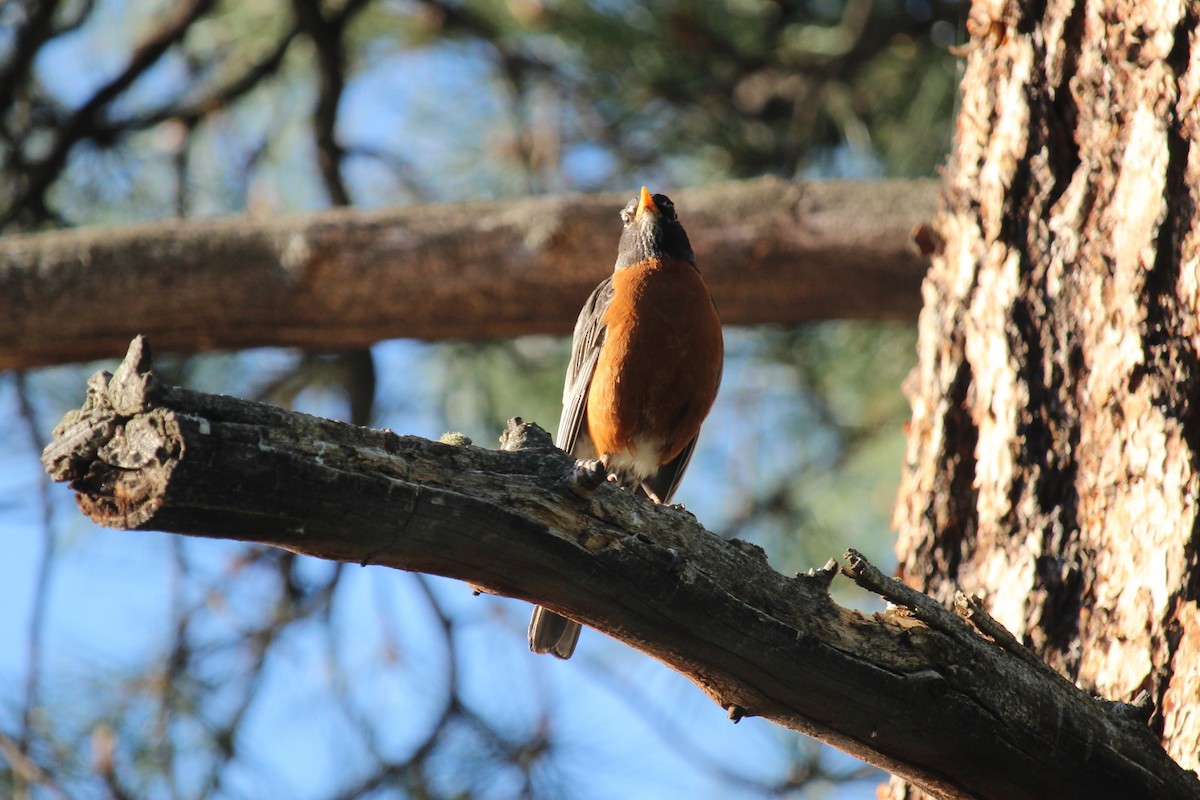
635, 186, 657, 221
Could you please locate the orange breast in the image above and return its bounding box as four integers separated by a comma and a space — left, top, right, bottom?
586, 257, 723, 478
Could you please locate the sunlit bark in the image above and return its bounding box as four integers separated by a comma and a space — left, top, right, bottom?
894, 2, 1200, 795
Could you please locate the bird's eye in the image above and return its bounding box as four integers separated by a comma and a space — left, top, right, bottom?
620, 201, 637, 225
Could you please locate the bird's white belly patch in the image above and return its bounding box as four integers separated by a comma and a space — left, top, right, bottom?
604, 435, 664, 482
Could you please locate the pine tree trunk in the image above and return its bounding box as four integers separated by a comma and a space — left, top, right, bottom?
894, 0, 1200, 790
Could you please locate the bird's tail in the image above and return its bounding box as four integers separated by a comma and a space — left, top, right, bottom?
528, 606, 581, 659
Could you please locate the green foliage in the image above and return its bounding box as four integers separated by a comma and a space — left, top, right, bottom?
753, 323, 916, 579
537, 0, 963, 180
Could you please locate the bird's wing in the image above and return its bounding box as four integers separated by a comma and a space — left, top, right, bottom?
641, 436, 698, 505
556, 278, 613, 455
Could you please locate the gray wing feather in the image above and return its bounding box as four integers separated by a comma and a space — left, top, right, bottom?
641, 436, 698, 505
556, 278, 613, 455
529, 278, 614, 661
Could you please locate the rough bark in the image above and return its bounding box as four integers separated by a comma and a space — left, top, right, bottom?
40, 337, 1200, 800
894, 0, 1200, 792
0, 177, 934, 369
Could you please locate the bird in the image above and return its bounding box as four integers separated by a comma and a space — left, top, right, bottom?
528, 186, 724, 659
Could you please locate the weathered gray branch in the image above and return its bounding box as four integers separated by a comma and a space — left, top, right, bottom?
1, 177, 935, 369
41, 338, 1199, 800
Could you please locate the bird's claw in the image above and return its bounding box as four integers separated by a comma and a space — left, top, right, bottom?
565, 458, 607, 498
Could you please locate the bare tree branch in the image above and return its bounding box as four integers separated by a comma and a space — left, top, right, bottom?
38, 337, 1200, 800
0, 177, 934, 369
291, 0, 360, 207
1, 0, 218, 229
0, 729, 65, 799
95, 27, 302, 137
13, 374, 54, 765
0, 0, 62, 123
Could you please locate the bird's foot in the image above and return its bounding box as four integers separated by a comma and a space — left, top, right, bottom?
565, 458, 607, 498
642, 487, 666, 504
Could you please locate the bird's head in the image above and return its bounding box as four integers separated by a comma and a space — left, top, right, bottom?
615, 186, 695, 269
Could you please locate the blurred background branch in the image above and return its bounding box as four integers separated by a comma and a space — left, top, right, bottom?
0, 177, 935, 369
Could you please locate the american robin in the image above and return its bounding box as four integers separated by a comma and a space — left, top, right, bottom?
528, 186, 724, 659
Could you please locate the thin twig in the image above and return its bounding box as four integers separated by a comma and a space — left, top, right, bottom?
0, 728, 65, 798
14, 373, 55, 761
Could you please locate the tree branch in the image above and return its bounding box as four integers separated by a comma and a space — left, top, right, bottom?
0, 0, 218, 230
291, 0, 358, 207
93, 26, 302, 136
0, 0, 62, 122
39, 337, 1199, 800
0, 177, 934, 369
